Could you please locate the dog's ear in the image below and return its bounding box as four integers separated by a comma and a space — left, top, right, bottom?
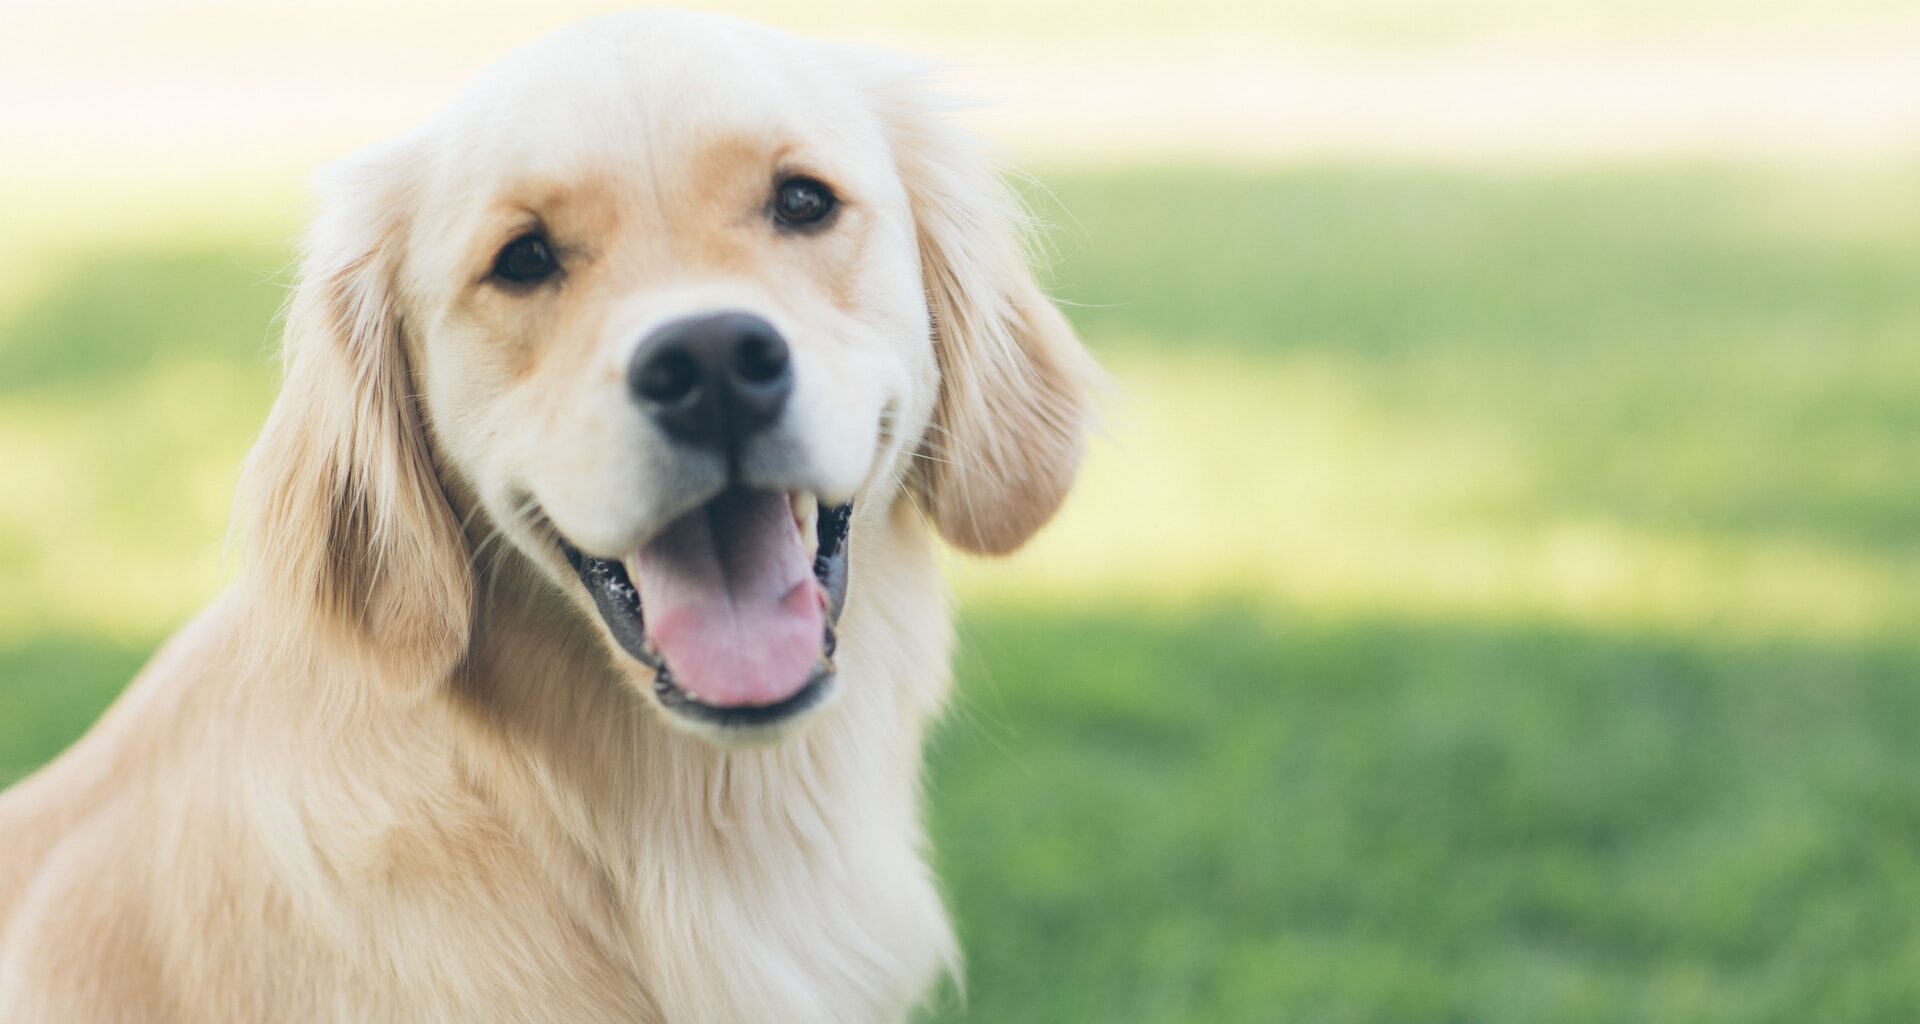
239, 139, 470, 691
874, 73, 1101, 555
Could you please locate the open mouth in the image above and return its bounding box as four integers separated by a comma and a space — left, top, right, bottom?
560, 491, 852, 728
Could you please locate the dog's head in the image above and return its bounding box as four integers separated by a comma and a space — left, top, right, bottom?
242, 12, 1096, 740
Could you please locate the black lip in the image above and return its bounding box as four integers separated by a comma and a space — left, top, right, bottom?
560, 494, 852, 728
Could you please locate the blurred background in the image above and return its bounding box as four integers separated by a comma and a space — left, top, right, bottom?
4, 1, 1919, 1020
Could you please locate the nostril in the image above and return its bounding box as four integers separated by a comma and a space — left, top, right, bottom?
734, 333, 789, 386
634, 347, 701, 404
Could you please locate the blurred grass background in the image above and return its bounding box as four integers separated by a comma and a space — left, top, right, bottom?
4, 2, 1920, 1021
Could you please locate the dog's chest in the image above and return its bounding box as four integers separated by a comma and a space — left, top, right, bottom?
372, 768, 956, 1023
315, 830, 949, 1024
607, 822, 955, 1023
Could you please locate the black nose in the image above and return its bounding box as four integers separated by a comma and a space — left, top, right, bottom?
628, 312, 793, 448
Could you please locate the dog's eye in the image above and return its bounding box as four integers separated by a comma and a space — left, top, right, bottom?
772, 177, 836, 229
492, 233, 559, 285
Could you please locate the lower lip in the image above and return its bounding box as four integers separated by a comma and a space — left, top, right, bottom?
652, 667, 835, 728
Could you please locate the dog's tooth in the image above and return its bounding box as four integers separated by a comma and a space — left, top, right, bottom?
792, 492, 820, 559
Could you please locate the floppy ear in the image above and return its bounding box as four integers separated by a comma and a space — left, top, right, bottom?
877, 76, 1102, 555
239, 141, 471, 690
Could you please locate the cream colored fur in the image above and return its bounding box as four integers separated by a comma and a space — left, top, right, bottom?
0, 12, 1096, 1023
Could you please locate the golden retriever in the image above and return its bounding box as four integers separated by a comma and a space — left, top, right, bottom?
0, 11, 1096, 1021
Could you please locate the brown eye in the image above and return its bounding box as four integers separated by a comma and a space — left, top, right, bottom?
492, 232, 558, 284
772, 177, 836, 229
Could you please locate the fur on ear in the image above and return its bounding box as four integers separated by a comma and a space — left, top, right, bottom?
238, 141, 471, 691
875, 73, 1101, 556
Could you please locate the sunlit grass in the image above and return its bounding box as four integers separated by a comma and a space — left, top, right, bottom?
0, 360, 270, 643
953, 350, 1920, 643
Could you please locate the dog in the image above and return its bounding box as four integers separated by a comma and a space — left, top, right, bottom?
0, 11, 1097, 1022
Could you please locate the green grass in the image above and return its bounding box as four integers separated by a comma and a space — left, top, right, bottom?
929, 606, 1920, 1023
4, 163, 1920, 1021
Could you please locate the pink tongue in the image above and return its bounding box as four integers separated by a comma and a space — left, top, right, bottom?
633, 490, 825, 708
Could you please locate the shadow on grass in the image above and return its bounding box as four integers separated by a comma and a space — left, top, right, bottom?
1034, 164, 1920, 361
923, 603, 1920, 1024
7, 604, 1920, 1024
0, 633, 154, 786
